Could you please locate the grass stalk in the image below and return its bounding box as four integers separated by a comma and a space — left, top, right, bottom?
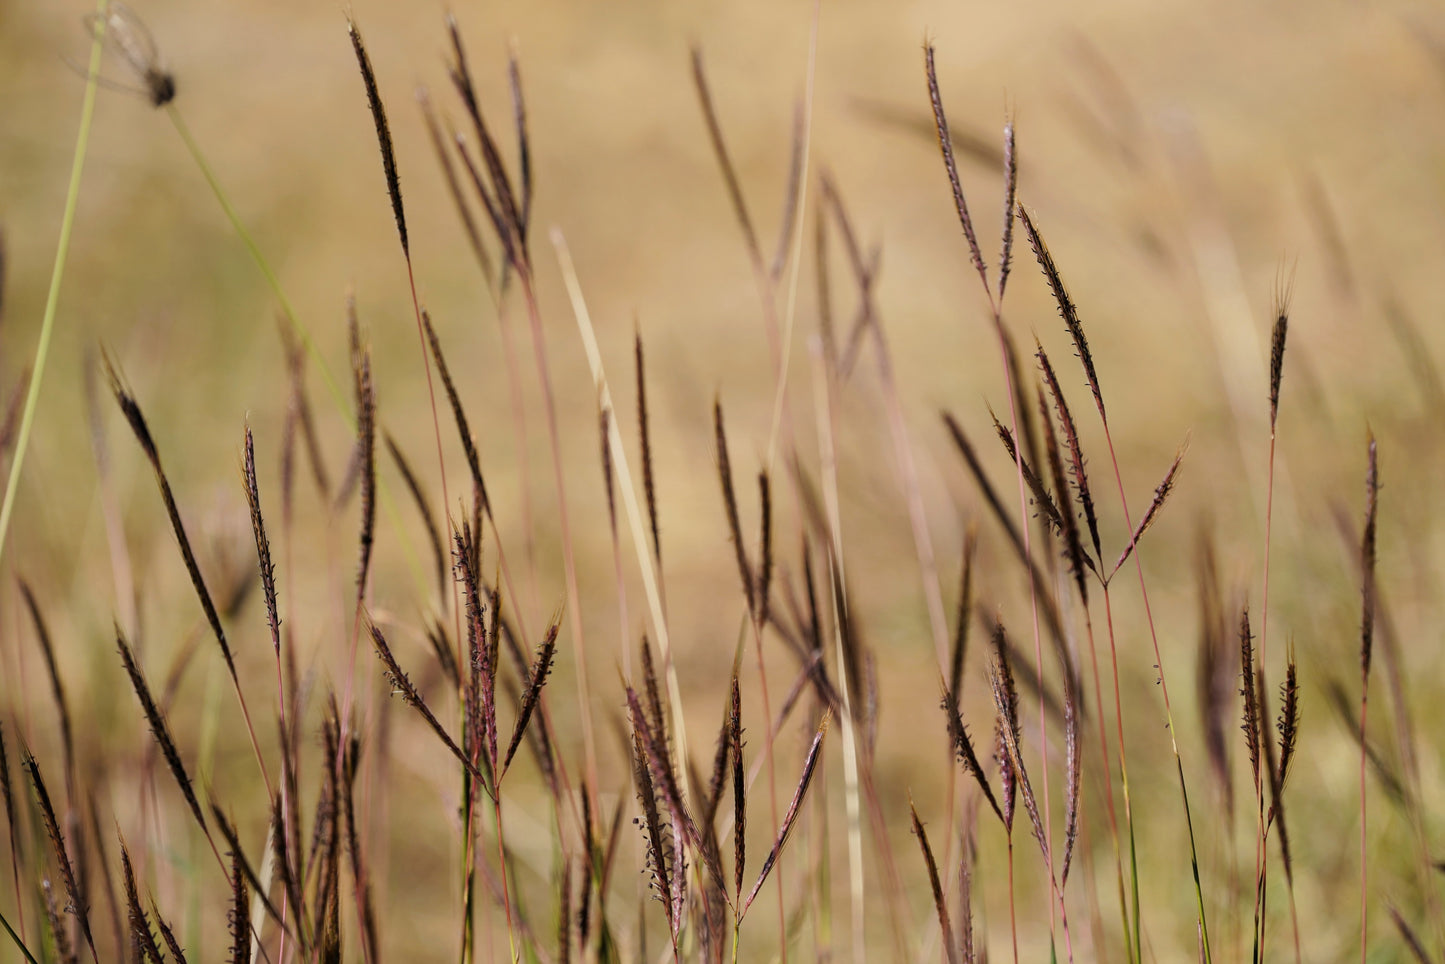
0, 0, 109, 574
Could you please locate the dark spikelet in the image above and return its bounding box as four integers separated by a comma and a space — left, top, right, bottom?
700, 685, 733, 831
1388, 906, 1431, 964
997, 118, 1018, 302
957, 830, 976, 964
988, 655, 1046, 857
154, 907, 188, 964
1276, 653, 1300, 790
422, 311, 490, 516
116, 631, 208, 835
557, 858, 571, 964
502, 622, 558, 774
991, 621, 1020, 828
104, 353, 237, 681
1238, 608, 1262, 796
447, 17, 525, 267
691, 47, 761, 266
636, 333, 662, 563
756, 472, 773, 629
1110, 443, 1186, 576
1037, 345, 1102, 563
924, 44, 987, 288
1061, 673, 1082, 886
1018, 205, 1104, 419
942, 411, 1027, 561
629, 717, 672, 919
41, 879, 76, 964
450, 130, 514, 271
1037, 382, 1093, 605
950, 530, 977, 707
351, 303, 377, 601
210, 807, 287, 935
507, 48, 533, 244
742, 712, 830, 916
1257, 666, 1295, 889
730, 675, 745, 903
639, 637, 669, 752
1268, 269, 1293, 431
347, 19, 408, 257
1361, 434, 1379, 683
18, 583, 74, 788
228, 849, 251, 964
578, 796, 596, 948
990, 408, 1064, 537
599, 407, 617, 535
910, 802, 959, 964
24, 755, 95, 960
714, 401, 755, 619
385, 432, 447, 599
242, 424, 281, 654
369, 620, 489, 789
418, 86, 494, 285
940, 682, 1003, 824
339, 737, 378, 964
120, 842, 163, 964
1195, 530, 1234, 820
455, 539, 499, 777
627, 689, 727, 897
1269, 661, 1301, 890
801, 538, 825, 661
271, 793, 304, 946
0, 721, 20, 863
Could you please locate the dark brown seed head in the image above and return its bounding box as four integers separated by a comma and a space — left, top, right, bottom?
924, 44, 988, 290
1111, 443, 1187, 577
691, 47, 761, 268
714, 401, 755, 619
636, 332, 662, 563
1238, 608, 1261, 795
1037, 382, 1091, 606
1360, 434, 1379, 683
1268, 265, 1294, 431
730, 675, 745, 902
116, 630, 208, 836
348, 18, 408, 257
1276, 651, 1300, 789
910, 802, 959, 964
502, 622, 558, 775
1037, 344, 1102, 563
998, 117, 1018, 302
1018, 205, 1104, 420
242, 424, 281, 654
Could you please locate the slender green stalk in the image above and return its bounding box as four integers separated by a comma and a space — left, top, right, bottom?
0, 908, 41, 964
0, 0, 109, 573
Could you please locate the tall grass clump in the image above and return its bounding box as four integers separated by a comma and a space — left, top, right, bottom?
0, 7, 1440, 964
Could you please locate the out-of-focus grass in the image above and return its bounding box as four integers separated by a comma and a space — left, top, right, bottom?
2, 0, 1445, 960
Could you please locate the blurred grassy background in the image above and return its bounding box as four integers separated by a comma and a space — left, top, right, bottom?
4, 0, 1445, 959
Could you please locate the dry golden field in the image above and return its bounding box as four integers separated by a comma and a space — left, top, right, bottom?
3, 0, 1445, 961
